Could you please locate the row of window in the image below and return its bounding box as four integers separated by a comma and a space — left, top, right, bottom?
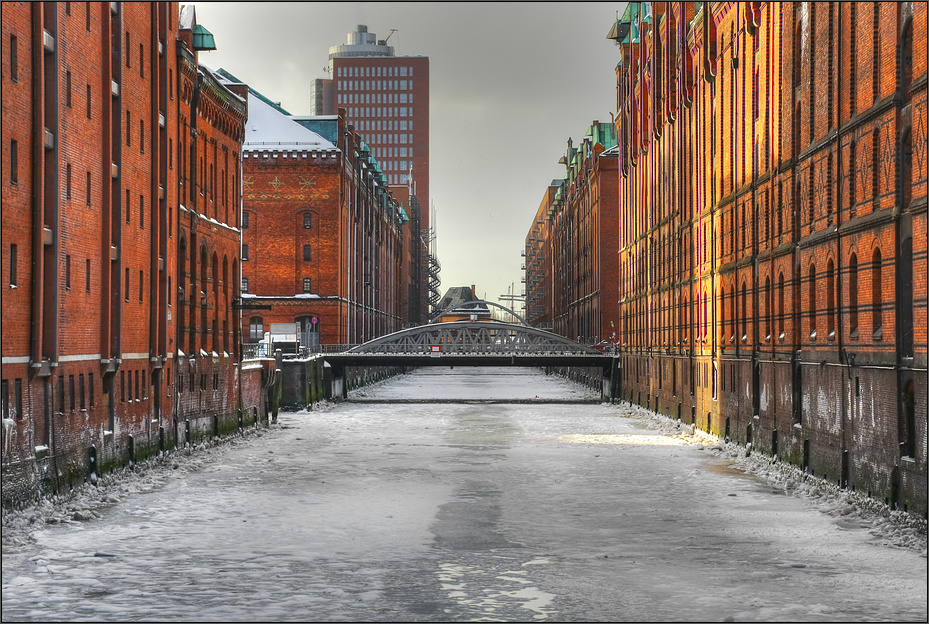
239, 277, 312, 295
1, 363, 253, 423
176, 371, 219, 393
620, 248, 888, 347
339, 92, 412, 105
0, 379, 25, 420
6, 99, 233, 228
354, 119, 411, 132
338, 79, 413, 91
6, 244, 175, 307
374, 145, 410, 158
377, 160, 410, 174
337, 65, 413, 78
717, 251, 886, 344
119, 368, 149, 404
0, 365, 191, 421
8, 24, 175, 93
347, 106, 412, 119
9, 140, 176, 233
242, 212, 312, 229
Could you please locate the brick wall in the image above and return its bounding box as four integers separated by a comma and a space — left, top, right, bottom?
1, 4, 266, 505
597, 2, 927, 515
241, 114, 407, 346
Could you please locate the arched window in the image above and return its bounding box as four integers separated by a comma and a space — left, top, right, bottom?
765, 276, 773, 341
901, 237, 914, 357
720, 286, 727, 345
681, 295, 689, 343
178, 236, 188, 353
729, 285, 736, 343
248, 316, 264, 342
211, 253, 219, 353
702, 289, 708, 343
808, 264, 817, 339
696, 294, 702, 345
827, 259, 835, 338
872, 129, 880, 205
872, 248, 883, 336
741, 282, 748, 343
778, 272, 785, 340
200, 245, 208, 352
849, 253, 859, 336
849, 139, 857, 212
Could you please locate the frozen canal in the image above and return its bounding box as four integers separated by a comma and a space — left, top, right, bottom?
2, 367, 926, 622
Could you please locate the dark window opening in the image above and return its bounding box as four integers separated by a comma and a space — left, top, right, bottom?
10, 140, 18, 184
10, 35, 18, 82
10, 244, 17, 286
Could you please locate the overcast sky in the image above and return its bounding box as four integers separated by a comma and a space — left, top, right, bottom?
190, 2, 623, 311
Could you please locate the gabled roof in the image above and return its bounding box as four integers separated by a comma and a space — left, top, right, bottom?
243, 92, 336, 153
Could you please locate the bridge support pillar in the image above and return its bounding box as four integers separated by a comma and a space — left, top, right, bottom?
326, 363, 347, 401
602, 358, 621, 403
601, 364, 611, 402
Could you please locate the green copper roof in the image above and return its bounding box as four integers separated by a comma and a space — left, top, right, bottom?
192, 24, 216, 51
215, 68, 291, 116
587, 123, 617, 150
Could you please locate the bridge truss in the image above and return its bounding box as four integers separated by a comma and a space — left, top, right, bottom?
347, 319, 600, 356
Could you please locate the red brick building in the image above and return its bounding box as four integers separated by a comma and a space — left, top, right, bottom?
604, 2, 926, 514
525, 184, 557, 329
1, 3, 265, 505
236, 90, 408, 348
547, 122, 620, 345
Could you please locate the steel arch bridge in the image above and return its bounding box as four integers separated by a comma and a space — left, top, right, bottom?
346, 319, 599, 355
321, 302, 617, 400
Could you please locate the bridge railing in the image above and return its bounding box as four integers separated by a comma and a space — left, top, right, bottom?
244, 341, 604, 359
242, 343, 261, 361
347, 343, 597, 356
241, 343, 362, 360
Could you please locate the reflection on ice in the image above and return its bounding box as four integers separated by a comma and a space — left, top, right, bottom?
436, 560, 556, 620
561, 433, 689, 446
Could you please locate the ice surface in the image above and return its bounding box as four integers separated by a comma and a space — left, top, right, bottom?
2, 368, 925, 622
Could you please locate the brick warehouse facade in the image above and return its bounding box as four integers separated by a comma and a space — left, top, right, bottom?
236, 90, 408, 348
599, 2, 926, 514
548, 122, 620, 346
525, 184, 557, 329
1, 3, 269, 505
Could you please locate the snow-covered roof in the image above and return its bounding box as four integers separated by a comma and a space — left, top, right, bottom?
178, 5, 195, 31
205, 66, 246, 106
243, 93, 337, 153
